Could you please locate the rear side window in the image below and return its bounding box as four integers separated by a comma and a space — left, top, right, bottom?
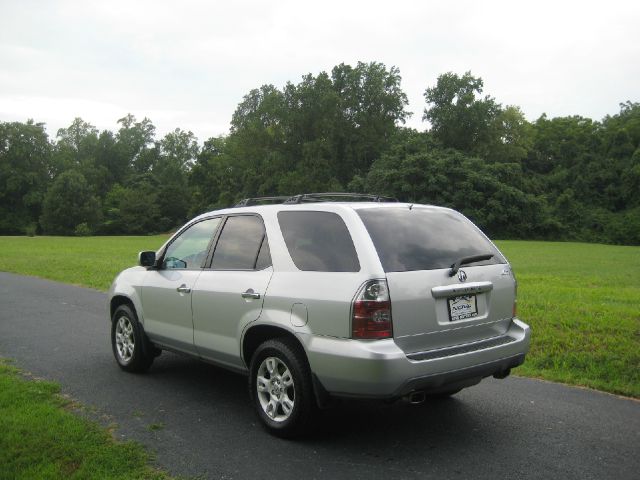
211, 215, 267, 270
255, 237, 272, 270
278, 211, 360, 272
357, 208, 505, 272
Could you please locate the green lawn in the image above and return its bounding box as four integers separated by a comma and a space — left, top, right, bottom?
496, 241, 639, 397
0, 236, 638, 397
0, 235, 169, 290
0, 359, 170, 480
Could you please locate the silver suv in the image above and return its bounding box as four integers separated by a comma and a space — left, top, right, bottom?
109, 193, 530, 437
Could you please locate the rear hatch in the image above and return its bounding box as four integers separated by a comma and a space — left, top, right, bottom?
357, 206, 516, 354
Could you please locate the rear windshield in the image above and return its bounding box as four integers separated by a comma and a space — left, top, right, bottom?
277, 211, 360, 272
357, 208, 505, 272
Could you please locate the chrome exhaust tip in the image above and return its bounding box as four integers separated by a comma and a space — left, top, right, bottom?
408, 391, 426, 404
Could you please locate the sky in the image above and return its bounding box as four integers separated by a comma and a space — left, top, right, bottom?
1, 0, 639, 142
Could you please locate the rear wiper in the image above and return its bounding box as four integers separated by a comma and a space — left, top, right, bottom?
449, 253, 494, 277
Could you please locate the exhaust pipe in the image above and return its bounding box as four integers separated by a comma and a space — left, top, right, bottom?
493, 368, 511, 380
408, 391, 426, 404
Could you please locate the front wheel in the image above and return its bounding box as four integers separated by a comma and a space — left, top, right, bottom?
111, 304, 155, 373
249, 338, 315, 438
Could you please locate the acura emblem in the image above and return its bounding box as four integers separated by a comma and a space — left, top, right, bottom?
458, 270, 467, 282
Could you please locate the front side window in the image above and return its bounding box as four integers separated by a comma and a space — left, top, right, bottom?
277, 211, 360, 272
211, 215, 268, 270
163, 218, 221, 269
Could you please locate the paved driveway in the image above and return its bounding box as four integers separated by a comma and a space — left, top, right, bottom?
0, 272, 638, 479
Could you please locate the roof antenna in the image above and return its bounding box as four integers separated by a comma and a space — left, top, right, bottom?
409, 204, 413, 210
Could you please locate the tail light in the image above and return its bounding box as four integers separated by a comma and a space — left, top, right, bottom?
352, 280, 393, 339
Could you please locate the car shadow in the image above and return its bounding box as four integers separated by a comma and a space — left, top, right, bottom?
142, 352, 494, 451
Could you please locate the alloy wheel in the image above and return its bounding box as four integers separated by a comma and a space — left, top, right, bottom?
115, 316, 135, 363
256, 356, 295, 422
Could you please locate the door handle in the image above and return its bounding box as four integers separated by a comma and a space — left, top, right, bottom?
241, 289, 261, 299
176, 284, 191, 294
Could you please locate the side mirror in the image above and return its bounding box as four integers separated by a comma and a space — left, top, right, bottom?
139, 251, 156, 267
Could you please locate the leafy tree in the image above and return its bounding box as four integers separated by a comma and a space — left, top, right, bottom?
102, 176, 161, 235
621, 148, 640, 208
150, 128, 200, 230
423, 71, 501, 154
154, 159, 190, 232
526, 114, 601, 174
40, 170, 102, 235
189, 137, 249, 212
115, 114, 157, 173
53, 118, 115, 198
0, 120, 52, 234
93, 130, 122, 192
159, 128, 199, 170
160, 128, 199, 172
54, 117, 99, 167
224, 61, 410, 199
482, 105, 534, 164
602, 102, 640, 155
330, 62, 410, 180
1, 67, 638, 246
365, 132, 556, 239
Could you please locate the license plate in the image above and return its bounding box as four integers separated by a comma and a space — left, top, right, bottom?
448, 295, 478, 321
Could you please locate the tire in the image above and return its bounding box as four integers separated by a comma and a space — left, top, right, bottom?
111, 304, 155, 373
249, 338, 315, 438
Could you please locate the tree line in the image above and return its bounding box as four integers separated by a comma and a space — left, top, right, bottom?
1, 62, 638, 244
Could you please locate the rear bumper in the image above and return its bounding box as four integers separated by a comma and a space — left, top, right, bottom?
300, 318, 530, 399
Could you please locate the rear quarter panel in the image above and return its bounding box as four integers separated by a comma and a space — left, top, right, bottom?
259, 206, 385, 339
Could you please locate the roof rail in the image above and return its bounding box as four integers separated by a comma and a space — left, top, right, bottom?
234, 196, 291, 207
283, 192, 399, 204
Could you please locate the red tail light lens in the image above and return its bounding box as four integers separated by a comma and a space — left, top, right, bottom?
352, 280, 393, 339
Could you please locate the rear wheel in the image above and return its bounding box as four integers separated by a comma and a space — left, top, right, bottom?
249, 338, 315, 438
111, 304, 155, 372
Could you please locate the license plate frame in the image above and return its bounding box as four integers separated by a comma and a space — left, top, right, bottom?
448, 294, 478, 321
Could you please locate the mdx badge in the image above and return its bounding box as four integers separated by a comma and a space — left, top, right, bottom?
458, 270, 467, 282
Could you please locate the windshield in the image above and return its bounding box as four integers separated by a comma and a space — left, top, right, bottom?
357, 207, 505, 272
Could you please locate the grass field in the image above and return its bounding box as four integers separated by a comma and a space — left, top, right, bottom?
0, 358, 170, 479
0, 236, 638, 397
0, 235, 169, 290
497, 241, 639, 397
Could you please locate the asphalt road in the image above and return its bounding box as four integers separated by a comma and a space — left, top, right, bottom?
0, 272, 638, 480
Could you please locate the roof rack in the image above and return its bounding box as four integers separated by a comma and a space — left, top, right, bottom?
234, 196, 291, 207
234, 193, 399, 207
283, 192, 399, 204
